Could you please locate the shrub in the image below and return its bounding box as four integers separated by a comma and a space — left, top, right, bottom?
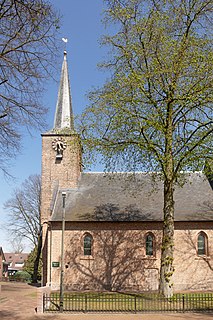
13, 271, 32, 282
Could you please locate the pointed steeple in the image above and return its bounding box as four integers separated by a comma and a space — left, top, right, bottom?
54, 51, 74, 131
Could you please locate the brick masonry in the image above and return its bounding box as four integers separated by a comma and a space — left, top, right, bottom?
41, 132, 81, 284
47, 221, 213, 292
41, 133, 81, 224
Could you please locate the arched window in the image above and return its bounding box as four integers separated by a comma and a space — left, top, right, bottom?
197, 232, 208, 256
83, 234, 93, 256
146, 233, 154, 256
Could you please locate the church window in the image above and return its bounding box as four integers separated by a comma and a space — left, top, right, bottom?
146, 233, 154, 256
83, 234, 93, 256
197, 232, 208, 256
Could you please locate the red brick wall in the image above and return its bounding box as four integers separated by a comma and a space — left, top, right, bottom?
48, 221, 213, 292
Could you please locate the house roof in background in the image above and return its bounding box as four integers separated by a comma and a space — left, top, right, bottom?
51, 172, 213, 222
5, 253, 29, 270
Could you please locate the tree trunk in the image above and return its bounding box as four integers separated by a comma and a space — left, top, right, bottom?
159, 99, 175, 298
159, 178, 175, 297
32, 230, 42, 283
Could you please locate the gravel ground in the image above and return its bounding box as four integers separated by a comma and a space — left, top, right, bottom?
0, 282, 213, 320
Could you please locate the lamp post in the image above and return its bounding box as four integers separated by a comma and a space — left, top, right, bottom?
59, 191, 66, 312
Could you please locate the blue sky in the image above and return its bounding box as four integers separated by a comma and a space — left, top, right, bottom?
0, 1, 108, 252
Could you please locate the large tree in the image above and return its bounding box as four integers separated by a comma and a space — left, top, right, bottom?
23, 246, 42, 282
5, 174, 42, 283
0, 0, 60, 174
79, 0, 213, 297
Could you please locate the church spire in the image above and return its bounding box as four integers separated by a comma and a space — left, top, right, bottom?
54, 50, 74, 131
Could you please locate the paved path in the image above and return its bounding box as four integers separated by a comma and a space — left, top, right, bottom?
0, 282, 213, 320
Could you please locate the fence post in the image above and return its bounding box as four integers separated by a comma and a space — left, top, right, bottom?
182, 294, 185, 313
134, 295, 137, 313
85, 294, 87, 312
37, 286, 51, 313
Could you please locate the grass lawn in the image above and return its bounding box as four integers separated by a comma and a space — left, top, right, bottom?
44, 291, 213, 313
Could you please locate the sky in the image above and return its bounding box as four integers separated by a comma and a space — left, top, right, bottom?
0, 0, 109, 252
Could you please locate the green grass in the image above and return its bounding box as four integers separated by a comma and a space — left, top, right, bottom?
44, 291, 213, 313
0, 297, 8, 303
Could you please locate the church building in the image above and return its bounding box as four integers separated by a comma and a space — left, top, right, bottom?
41, 51, 213, 292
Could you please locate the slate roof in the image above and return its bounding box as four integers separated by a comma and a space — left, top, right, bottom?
50, 172, 213, 222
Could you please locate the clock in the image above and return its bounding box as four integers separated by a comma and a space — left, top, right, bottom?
52, 137, 67, 159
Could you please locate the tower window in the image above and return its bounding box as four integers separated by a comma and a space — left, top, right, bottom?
146, 233, 154, 256
197, 232, 208, 256
83, 234, 93, 256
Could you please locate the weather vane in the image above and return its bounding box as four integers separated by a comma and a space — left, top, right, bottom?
62, 37, 68, 52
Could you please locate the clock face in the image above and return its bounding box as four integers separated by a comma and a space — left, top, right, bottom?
52, 137, 67, 152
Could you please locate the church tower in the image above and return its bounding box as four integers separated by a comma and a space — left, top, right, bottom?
41, 50, 81, 225
40, 51, 81, 284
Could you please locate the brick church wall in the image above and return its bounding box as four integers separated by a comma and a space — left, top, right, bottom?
173, 222, 213, 291
49, 221, 162, 291
48, 221, 213, 292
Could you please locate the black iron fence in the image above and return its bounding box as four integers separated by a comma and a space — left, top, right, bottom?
43, 292, 213, 313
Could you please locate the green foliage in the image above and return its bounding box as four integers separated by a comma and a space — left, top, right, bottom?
23, 246, 42, 281
79, 0, 213, 174
14, 270, 32, 282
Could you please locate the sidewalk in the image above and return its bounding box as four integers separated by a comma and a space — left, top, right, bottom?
0, 282, 213, 320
